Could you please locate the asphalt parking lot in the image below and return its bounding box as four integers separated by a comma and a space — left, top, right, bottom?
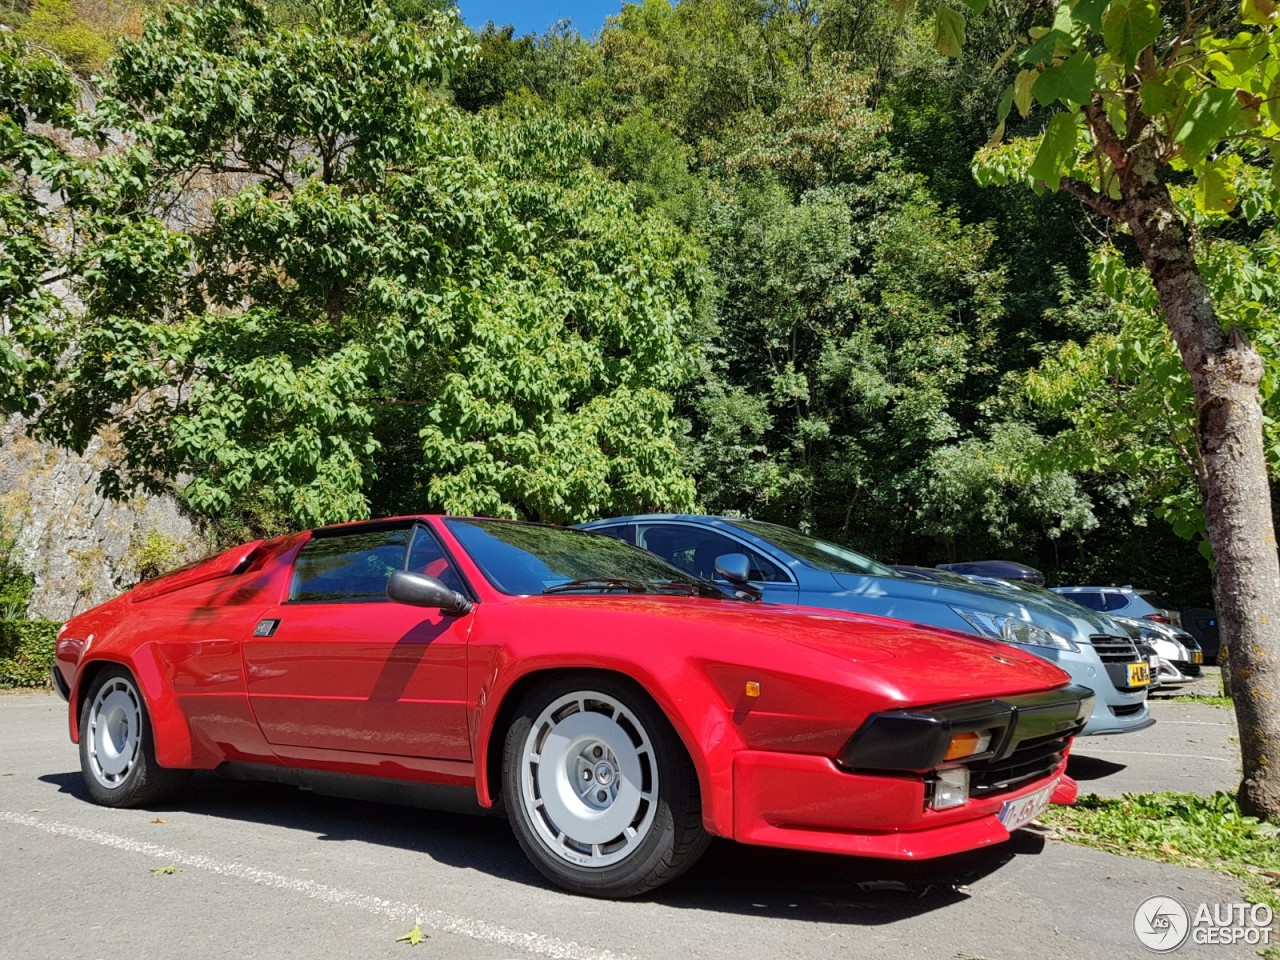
0, 675, 1262, 960
1070, 669, 1242, 797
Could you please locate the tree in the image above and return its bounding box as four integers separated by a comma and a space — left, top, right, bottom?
1025, 235, 1280, 557
955, 0, 1280, 819
1, 0, 703, 529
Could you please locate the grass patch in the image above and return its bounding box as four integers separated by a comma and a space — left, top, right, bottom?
1166, 694, 1234, 708
1044, 792, 1280, 912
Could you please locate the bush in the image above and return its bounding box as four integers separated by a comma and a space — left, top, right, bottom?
16, 0, 113, 74
0, 620, 60, 688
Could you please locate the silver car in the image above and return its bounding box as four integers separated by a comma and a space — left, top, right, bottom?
580, 515, 1154, 736
1110, 615, 1205, 685
1051, 585, 1182, 627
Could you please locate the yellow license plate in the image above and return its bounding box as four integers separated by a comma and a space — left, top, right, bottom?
1192, 651, 1204, 664
1127, 662, 1151, 686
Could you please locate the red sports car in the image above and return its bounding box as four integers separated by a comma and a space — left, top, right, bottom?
53, 516, 1090, 897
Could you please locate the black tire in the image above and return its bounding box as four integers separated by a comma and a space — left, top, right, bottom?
78, 665, 192, 807
502, 674, 710, 898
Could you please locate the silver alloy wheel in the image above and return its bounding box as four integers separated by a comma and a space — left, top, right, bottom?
86, 677, 143, 789
520, 691, 659, 868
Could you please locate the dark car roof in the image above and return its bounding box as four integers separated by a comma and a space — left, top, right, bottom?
936, 560, 1046, 585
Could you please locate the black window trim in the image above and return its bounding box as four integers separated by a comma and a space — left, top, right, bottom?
632, 520, 799, 587
406, 522, 478, 603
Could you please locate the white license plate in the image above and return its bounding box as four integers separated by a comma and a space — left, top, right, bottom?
998, 779, 1058, 832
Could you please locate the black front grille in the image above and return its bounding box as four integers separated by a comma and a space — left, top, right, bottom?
1110, 702, 1145, 717
1088, 634, 1140, 662
1088, 634, 1147, 692
967, 731, 1071, 797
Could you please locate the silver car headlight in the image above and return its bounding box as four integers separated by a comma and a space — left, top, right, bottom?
950, 607, 1079, 652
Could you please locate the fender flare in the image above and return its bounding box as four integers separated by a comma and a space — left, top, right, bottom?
470, 656, 743, 839
72, 649, 222, 770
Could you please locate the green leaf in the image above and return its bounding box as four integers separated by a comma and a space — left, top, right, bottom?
1029, 111, 1079, 190
1019, 28, 1070, 65
959, 0, 988, 11
1032, 50, 1097, 106
1193, 158, 1236, 214
1139, 77, 1171, 115
991, 82, 1015, 143
1241, 0, 1278, 25
934, 5, 966, 58
396, 924, 428, 946
1068, 0, 1110, 31
1102, 0, 1162, 70
1174, 88, 1244, 166
1014, 68, 1038, 117
151, 865, 179, 876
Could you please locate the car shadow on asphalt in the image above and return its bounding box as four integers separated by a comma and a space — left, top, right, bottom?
1066, 754, 1128, 782
38, 769, 1038, 924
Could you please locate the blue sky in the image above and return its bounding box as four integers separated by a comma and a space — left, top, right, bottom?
457, 0, 627, 36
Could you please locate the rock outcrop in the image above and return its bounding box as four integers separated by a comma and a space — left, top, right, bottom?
0, 415, 206, 621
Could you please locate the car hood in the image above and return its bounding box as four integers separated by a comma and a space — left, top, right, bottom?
516, 595, 1072, 702
827, 572, 1120, 642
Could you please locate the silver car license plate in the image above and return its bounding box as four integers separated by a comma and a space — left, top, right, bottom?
998, 778, 1058, 833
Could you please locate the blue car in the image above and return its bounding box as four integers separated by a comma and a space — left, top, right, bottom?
579, 515, 1153, 737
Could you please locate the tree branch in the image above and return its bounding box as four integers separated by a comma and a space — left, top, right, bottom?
1083, 99, 1129, 168
1057, 177, 1124, 222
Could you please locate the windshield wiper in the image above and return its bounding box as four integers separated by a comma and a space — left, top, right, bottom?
650, 581, 738, 600
543, 577, 650, 595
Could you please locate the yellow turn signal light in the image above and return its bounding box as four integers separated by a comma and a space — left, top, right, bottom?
943, 730, 992, 761
744, 681, 761, 698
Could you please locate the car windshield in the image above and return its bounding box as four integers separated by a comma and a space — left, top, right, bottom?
728, 519, 895, 576
445, 519, 731, 598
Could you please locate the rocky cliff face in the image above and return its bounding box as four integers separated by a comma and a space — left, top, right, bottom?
0, 416, 207, 621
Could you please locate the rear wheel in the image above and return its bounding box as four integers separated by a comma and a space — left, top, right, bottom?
502, 675, 709, 898
79, 666, 191, 807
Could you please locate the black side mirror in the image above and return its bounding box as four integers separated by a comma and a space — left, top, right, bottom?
387, 570, 473, 616
714, 553, 752, 585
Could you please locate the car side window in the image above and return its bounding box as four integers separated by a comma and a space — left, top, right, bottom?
1103, 592, 1131, 612
289, 528, 411, 602
636, 524, 784, 583
405, 525, 466, 595
1068, 592, 1107, 612
591, 524, 636, 545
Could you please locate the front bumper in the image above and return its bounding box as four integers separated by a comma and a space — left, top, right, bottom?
733, 750, 1076, 859
1039, 647, 1152, 736
730, 684, 1088, 860
50, 665, 70, 701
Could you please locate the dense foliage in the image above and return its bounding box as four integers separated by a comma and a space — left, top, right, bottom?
5, 0, 1258, 605
1, 0, 702, 528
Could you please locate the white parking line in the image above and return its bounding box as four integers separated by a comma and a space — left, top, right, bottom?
0, 811, 633, 960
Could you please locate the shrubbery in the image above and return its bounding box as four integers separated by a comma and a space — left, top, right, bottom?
0, 620, 59, 688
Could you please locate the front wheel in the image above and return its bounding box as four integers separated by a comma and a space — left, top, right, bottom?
502, 675, 710, 898
79, 665, 191, 807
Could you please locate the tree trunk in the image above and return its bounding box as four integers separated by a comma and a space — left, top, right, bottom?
1118, 142, 1280, 821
